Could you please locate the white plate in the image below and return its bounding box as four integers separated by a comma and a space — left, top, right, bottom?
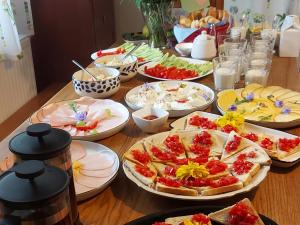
170, 111, 300, 167
71, 140, 119, 201
125, 81, 215, 117
30, 98, 130, 141
91, 47, 118, 61
123, 130, 270, 201
137, 57, 213, 81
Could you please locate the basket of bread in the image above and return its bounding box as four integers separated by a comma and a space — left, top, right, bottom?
174, 7, 230, 43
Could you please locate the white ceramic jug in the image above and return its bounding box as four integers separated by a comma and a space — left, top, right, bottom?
191, 31, 217, 60
280, 15, 300, 57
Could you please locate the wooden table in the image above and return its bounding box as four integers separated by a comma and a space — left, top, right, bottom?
1, 56, 300, 225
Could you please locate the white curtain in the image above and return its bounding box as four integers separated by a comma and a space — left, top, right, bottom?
0, 0, 34, 61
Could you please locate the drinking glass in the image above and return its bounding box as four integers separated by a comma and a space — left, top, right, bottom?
245, 63, 271, 86
224, 38, 248, 51
213, 57, 238, 91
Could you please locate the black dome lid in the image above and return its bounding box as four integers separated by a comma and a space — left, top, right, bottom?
9, 123, 72, 160
0, 161, 69, 209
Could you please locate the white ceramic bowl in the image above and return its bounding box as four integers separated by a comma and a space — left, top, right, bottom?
175, 42, 193, 56
132, 107, 169, 133
94, 54, 138, 82
72, 67, 120, 99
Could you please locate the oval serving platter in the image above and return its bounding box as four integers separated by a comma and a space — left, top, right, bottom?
123, 130, 270, 201
137, 57, 213, 81
125, 205, 277, 225
30, 97, 130, 141
125, 81, 215, 118
170, 111, 300, 168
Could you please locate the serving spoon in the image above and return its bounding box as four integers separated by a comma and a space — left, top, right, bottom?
72, 60, 97, 81
121, 43, 141, 61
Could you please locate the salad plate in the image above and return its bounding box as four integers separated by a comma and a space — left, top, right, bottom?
70, 140, 119, 201
30, 97, 130, 141
137, 57, 213, 81
170, 111, 300, 167
123, 129, 270, 201
125, 81, 215, 117
91, 42, 163, 66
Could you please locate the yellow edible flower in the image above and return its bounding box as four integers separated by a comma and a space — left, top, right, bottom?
176, 161, 209, 180
72, 160, 83, 178
183, 219, 207, 225
215, 112, 244, 129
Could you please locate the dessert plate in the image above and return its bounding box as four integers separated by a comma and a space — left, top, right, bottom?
70, 140, 119, 201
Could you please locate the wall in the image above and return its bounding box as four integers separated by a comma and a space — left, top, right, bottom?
0, 37, 36, 123
113, 0, 144, 41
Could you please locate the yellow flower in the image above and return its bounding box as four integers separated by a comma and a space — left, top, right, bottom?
215, 112, 244, 129
176, 161, 209, 180
72, 160, 83, 178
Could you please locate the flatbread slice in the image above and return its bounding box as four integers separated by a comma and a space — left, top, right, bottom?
221, 131, 250, 160
208, 198, 265, 225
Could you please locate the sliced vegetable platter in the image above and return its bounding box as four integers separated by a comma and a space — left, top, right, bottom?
138, 55, 213, 81
171, 111, 300, 167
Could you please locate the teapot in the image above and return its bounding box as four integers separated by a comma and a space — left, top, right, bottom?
191, 30, 217, 60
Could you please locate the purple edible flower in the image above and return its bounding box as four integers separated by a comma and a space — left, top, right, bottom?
143, 82, 152, 90
245, 92, 254, 101
228, 104, 237, 111
202, 93, 209, 101
275, 100, 284, 108
75, 111, 87, 121
281, 107, 291, 114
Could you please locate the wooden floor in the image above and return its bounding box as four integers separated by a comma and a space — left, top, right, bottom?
0, 82, 65, 141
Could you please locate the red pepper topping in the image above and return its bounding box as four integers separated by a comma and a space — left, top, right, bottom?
242, 133, 259, 142
176, 99, 188, 103
192, 214, 211, 224
152, 222, 172, 225
206, 160, 228, 175
144, 64, 198, 80
172, 158, 189, 165
151, 146, 175, 161
157, 177, 182, 188
189, 116, 217, 129
132, 149, 151, 165
164, 166, 177, 177
209, 176, 239, 188
221, 124, 238, 134
191, 156, 209, 164
228, 202, 258, 225
164, 135, 185, 155
166, 88, 178, 92
182, 177, 210, 187
74, 120, 98, 131
260, 137, 274, 150
190, 144, 210, 157
193, 131, 213, 146
225, 135, 242, 153
237, 152, 257, 161
137, 57, 145, 62
278, 137, 300, 152
96, 48, 125, 57
233, 160, 254, 175
135, 164, 155, 177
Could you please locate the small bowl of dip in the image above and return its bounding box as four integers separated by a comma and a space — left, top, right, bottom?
72, 67, 120, 98
132, 106, 169, 133
94, 54, 138, 82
